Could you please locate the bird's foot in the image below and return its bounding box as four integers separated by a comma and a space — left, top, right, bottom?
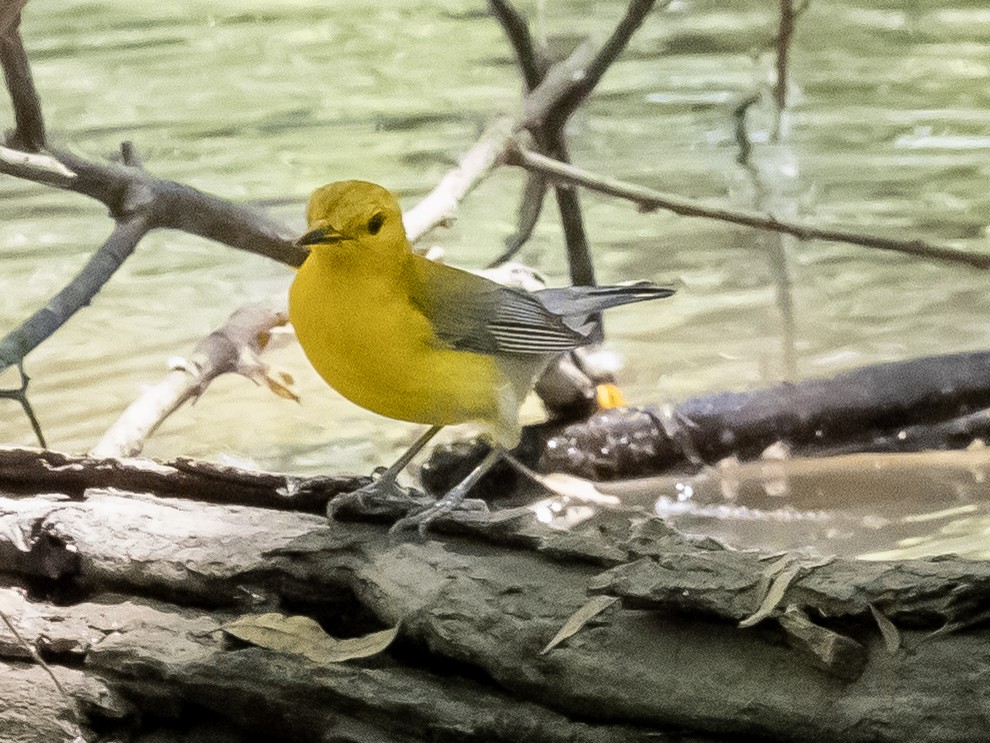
389, 491, 489, 537
326, 467, 432, 520
390, 446, 502, 537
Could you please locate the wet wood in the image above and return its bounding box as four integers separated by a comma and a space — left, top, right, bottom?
489, 348, 990, 482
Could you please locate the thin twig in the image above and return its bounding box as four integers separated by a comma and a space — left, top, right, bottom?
486, 171, 548, 267
547, 134, 595, 286
0, 361, 45, 447
0, 607, 67, 697
488, 0, 552, 267
496, 0, 660, 283
545, 0, 663, 131
507, 145, 990, 270
401, 117, 515, 243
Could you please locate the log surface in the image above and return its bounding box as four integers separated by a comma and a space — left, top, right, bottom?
1, 450, 989, 742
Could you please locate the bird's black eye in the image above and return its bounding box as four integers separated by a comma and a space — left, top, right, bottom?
367, 212, 385, 235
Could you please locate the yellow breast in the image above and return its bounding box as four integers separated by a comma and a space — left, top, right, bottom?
289, 256, 506, 429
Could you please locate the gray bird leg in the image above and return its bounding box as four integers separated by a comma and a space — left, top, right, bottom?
390, 446, 502, 537
326, 425, 443, 518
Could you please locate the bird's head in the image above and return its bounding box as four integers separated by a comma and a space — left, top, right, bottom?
296, 180, 408, 265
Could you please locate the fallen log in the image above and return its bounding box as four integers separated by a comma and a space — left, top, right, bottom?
416, 348, 990, 496
1, 464, 989, 742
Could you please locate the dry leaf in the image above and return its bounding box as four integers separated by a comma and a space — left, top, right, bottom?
263, 369, 299, 402
540, 596, 618, 655
739, 564, 801, 628
869, 604, 901, 653
223, 613, 398, 664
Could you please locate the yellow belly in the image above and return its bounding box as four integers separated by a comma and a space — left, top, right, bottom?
289, 259, 504, 428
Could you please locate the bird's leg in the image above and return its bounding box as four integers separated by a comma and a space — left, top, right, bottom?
390, 446, 502, 537
327, 425, 443, 518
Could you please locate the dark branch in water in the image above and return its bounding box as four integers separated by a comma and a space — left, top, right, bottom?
488, 0, 550, 90
0, 137, 302, 379
0, 214, 152, 376
773, 0, 797, 128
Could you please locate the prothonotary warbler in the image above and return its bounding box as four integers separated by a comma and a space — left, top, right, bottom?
289, 180, 674, 533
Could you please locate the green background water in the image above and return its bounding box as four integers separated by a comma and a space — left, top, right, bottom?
2, 1, 990, 555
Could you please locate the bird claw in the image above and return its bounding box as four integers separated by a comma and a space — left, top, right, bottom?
389, 496, 489, 538
326, 477, 430, 520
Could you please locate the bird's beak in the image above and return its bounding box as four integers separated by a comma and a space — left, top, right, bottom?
295, 225, 346, 246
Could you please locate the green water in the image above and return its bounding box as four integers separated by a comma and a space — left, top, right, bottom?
2, 1, 990, 556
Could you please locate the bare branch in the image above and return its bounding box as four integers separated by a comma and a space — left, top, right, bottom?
0, 143, 73, 182
0, 606, 67, 697
488, 0, 553, 266
544, 0, 663, 131
519, 40, 597, 134
92, 302, 292, 459
508, 145, 990, 270
0, 362, 45, 447
501, 1, 669, 284
47, 147, 302, 263
401, 117, 514, 242
548, 135, 595, 286
488, 0, 549, 90
486, 171, 548, 267
0, 2, 45, 151
0, 215, 152, 377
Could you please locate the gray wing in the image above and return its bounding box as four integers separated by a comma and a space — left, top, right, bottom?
408, 255, 586, 356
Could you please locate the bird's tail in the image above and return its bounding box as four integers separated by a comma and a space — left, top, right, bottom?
536, 281, 675, 317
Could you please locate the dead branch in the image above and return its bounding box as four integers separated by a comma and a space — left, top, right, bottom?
0, 446, 362, 512
0, 363, 44, 447
91, 302, 293, 458
0, 1, 43, 151
488, 0, 550, 89
0, 213, 152, 376
401, 117, 515, 242
496, 0, 669, 285
507, 145, 990, 269
513, 347, 990, 480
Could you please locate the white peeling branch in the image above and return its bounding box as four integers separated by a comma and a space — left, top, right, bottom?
91, 302, 293, 458
402, 117, 515, 243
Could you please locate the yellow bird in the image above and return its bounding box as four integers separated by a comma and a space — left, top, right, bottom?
289, 180, 674, 532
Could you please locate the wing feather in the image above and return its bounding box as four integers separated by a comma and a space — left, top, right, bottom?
408, 256, 584, 356
407, 255, 674, 357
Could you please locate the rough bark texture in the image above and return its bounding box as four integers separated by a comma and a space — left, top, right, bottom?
1, 452, 989, 743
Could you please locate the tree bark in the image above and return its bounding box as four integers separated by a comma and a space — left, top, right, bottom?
1, 457, 988, 743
